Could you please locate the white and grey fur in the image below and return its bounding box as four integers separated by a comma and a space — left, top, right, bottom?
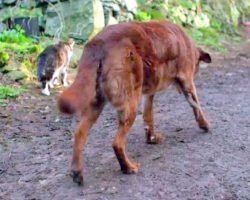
37, 40, 74, 96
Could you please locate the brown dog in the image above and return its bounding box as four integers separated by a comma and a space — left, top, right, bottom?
58, 20, 211, 185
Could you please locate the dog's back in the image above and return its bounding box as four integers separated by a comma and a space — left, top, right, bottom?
59, 36, 144, 113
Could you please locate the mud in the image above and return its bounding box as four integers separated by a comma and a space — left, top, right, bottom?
0, 37, 250, 200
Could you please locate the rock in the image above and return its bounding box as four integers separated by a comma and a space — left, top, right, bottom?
0, 65, 15, 73
106, 186, 118, 194
0, 7, 12, 22
3, 0, 16, 5
175, 127, 183, 132
39, 179, 47, 186
45, 0, 104, 41
102, 0, 137, 25
124, 0, 137, 14
70, 46, 83, 69
92, 0, 105, 33
7, 70, 27, 81
200, 63, 208, 69
46, 0, 58, 3
0, 22, 7, 32
54, 117, 60, 122
20, 0, 37, 8
152, 155, 162, 161
0, 0, 3, 8
39, 106, 50, 114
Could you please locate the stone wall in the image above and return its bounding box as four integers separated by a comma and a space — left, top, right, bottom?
0, 0, 137, 41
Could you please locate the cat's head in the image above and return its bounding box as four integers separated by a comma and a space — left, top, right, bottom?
59, 39, 74, 53
67, 39, 75, 50
64, 39, 75, 52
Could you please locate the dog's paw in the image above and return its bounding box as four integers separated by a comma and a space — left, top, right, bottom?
121, 162, 140, 174
147, 133, 162, 144
198, 118, 210, 132
70, 170, 84, 186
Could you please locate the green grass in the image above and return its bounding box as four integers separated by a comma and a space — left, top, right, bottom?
187, 27, 226, 52
135, 0, 248, 52
0, 42, 42, 54
0, 85, 28, 106
0, 27, 45, 81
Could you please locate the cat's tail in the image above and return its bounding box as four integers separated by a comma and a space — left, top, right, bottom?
37, 57, 46, 82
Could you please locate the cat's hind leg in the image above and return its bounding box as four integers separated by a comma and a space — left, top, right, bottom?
49, 68, 61, 88
53, 77, 60, 86
48, 79, 54, 89
61, 67, 69, 87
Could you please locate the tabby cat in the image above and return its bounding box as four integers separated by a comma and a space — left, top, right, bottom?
37, 40, 74, 96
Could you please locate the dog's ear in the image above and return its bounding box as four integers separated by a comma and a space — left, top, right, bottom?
199, 48, 212, 63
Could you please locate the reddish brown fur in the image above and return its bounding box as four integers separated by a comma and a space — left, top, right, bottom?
58, 20, 211, 185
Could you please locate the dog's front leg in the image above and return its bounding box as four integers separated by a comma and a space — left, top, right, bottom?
186, 81, 210, 131
143, 94, 162, 144
71, 108, 103, 185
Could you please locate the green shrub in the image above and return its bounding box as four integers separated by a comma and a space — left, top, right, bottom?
135, 0, 248, 50
21, 60, 37, 80
0, 26, 44, 80
0, 85, 28, 106
0, 7, 42, 22
0, 51, 10, 67
0, 26, 33, 44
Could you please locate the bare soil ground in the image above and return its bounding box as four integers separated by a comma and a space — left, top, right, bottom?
0, 33, 250, 200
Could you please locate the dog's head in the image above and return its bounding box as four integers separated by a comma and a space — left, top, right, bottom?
198, 48, 211, 63
195, 48, 212, 73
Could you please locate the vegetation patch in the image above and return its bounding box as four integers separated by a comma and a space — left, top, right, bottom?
0, 85, 28, 106
135, 0, 249, 51
0, 26, 44, 81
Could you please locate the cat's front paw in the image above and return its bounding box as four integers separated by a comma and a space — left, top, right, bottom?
41, 88, 50, 96
49, 82, 54, 88
54, 79, 60, 86
63, 82, 69, 87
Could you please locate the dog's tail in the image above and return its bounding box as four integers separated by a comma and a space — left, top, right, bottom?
58, 40, 105, 115
58, 86, 81, 114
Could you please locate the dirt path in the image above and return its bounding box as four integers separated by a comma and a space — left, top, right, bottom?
1, 37, 250, 200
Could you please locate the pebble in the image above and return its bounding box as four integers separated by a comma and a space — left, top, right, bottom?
106, 186, 118, 194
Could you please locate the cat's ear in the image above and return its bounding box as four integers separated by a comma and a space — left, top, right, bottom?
70, 41, 75, 49
68, 38, 75, 49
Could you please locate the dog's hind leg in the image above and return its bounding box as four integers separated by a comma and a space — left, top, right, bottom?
70, 106, 104, 185
143, 94, 162, 144
112, 89, 141, 174
176, 77, 210, 132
